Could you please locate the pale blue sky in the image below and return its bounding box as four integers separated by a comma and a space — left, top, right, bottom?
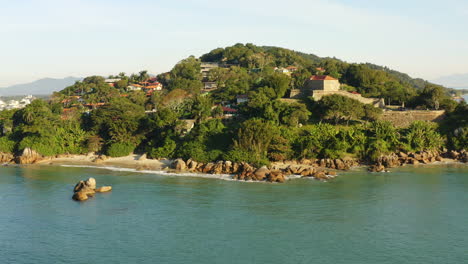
1, 0, 467, 87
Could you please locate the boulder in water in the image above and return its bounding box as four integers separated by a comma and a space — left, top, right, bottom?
95, 186, 112, 193
72, 191, 89, 201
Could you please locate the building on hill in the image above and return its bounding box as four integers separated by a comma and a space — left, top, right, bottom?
201, 82, 218, 94
290, 75, 385, 108
236, 94, 249, 104
306, 75, 341, 91
201, 63, 220, 78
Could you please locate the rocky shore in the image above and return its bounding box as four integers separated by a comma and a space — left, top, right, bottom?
171, 158, 359, 182
1, 148, 466, 183
368, 149, 468, 172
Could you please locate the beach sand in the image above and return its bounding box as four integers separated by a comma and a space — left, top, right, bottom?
36, 154, 172, 171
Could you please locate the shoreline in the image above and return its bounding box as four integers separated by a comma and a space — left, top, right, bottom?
9, 153, 463, 182
35, 154, 172, 171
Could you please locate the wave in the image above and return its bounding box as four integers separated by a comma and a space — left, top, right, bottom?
60, 164, 302, 183
60, 164, 238, 181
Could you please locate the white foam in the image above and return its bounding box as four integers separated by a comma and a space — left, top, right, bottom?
60, 164, 236, 181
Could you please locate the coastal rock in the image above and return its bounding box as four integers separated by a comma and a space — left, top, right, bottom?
93, 155, 108, 163
85, 177, 96, 190
72, 178, 111, 201
313, 171, 327, 180
459, 150, 468, 163
73, 180, 86, 193
0, 152, 14, 163
377, 153, 400, 168
368, 164, 386, 173
173, 159, 186, 171
138, 154, 147, 161
95, 186, 112, 193
72, 191, 89, 201
231, 162, 240, 174
202, 163, 215, 173
73, 177, 96, 195
211, 161, 224, 174
223, 161, 233, 174
187, 159, 198, 171
300, 168, 315, 177
253, 166, 270, 181
334, 159, 346, 170
267, 170, 285, 183
319, 159, 326, 168
16, 147, 42, 164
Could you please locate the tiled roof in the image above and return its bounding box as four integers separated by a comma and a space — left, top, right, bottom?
310, 75, 338, 81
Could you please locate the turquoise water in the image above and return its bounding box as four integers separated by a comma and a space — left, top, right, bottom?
0, 164, 467, 264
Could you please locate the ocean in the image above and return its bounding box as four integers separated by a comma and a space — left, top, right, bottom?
0, 164, 467, 263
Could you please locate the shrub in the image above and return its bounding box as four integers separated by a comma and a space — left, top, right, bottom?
18, 136, 62, 156
0, 136, 15, 153
148, 138, 176, 159
222, 149, 269, 167
106, 142, 135, 157
403, 121, 443, 152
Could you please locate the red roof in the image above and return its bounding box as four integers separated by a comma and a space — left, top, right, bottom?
222, 107, 238, 113
310, 75, 338, 81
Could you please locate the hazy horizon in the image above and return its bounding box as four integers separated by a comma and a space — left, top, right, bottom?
1, 0, 467, 87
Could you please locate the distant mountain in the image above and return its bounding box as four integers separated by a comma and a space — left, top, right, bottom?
0, 77, 82, 96
432, 73, 468, 89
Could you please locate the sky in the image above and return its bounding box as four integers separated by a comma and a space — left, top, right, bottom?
0, 0, 467, 87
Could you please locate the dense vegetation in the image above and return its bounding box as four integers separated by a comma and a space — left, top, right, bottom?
0, 44, 466, 166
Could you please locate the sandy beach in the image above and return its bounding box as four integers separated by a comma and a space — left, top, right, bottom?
36, 154, 172, 171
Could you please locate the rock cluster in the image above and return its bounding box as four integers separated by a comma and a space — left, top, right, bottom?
16, 148, 43, 164
0, 152, 14, 164
443, 150, 468, 163
369, 150, 446, 172
282, 158, 358, 170
72, 177, 112, 202
171, 159, 340, 183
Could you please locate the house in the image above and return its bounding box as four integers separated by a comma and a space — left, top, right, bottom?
203, 82, 217, 90
274, 67, 291, 75
105, 78, 120, 87
200, 63, 220, 78
286, 66, 298, 72
105, 78, 120, 83
222, 106, 238, 118
305, 75, 341, 91
127, 84, 143, 91
236, 94, 249, 104
144, 82, 163, 91
201, 82, 218, 94
290, 75, 384, 108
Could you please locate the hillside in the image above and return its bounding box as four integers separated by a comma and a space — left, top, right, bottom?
196, 43, 454, 107
0, 77, 82, 96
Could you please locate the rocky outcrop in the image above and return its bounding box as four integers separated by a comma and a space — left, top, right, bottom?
368, 164, 386, 173
172, 159, 186, 171
16, 148, 43, 164
72, 177, 111, 202
0, 152, 14, 164
169, 158, 341, 183
369, 149, 468, 172
92, 155, 108, 164
443, 150, 468, 163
